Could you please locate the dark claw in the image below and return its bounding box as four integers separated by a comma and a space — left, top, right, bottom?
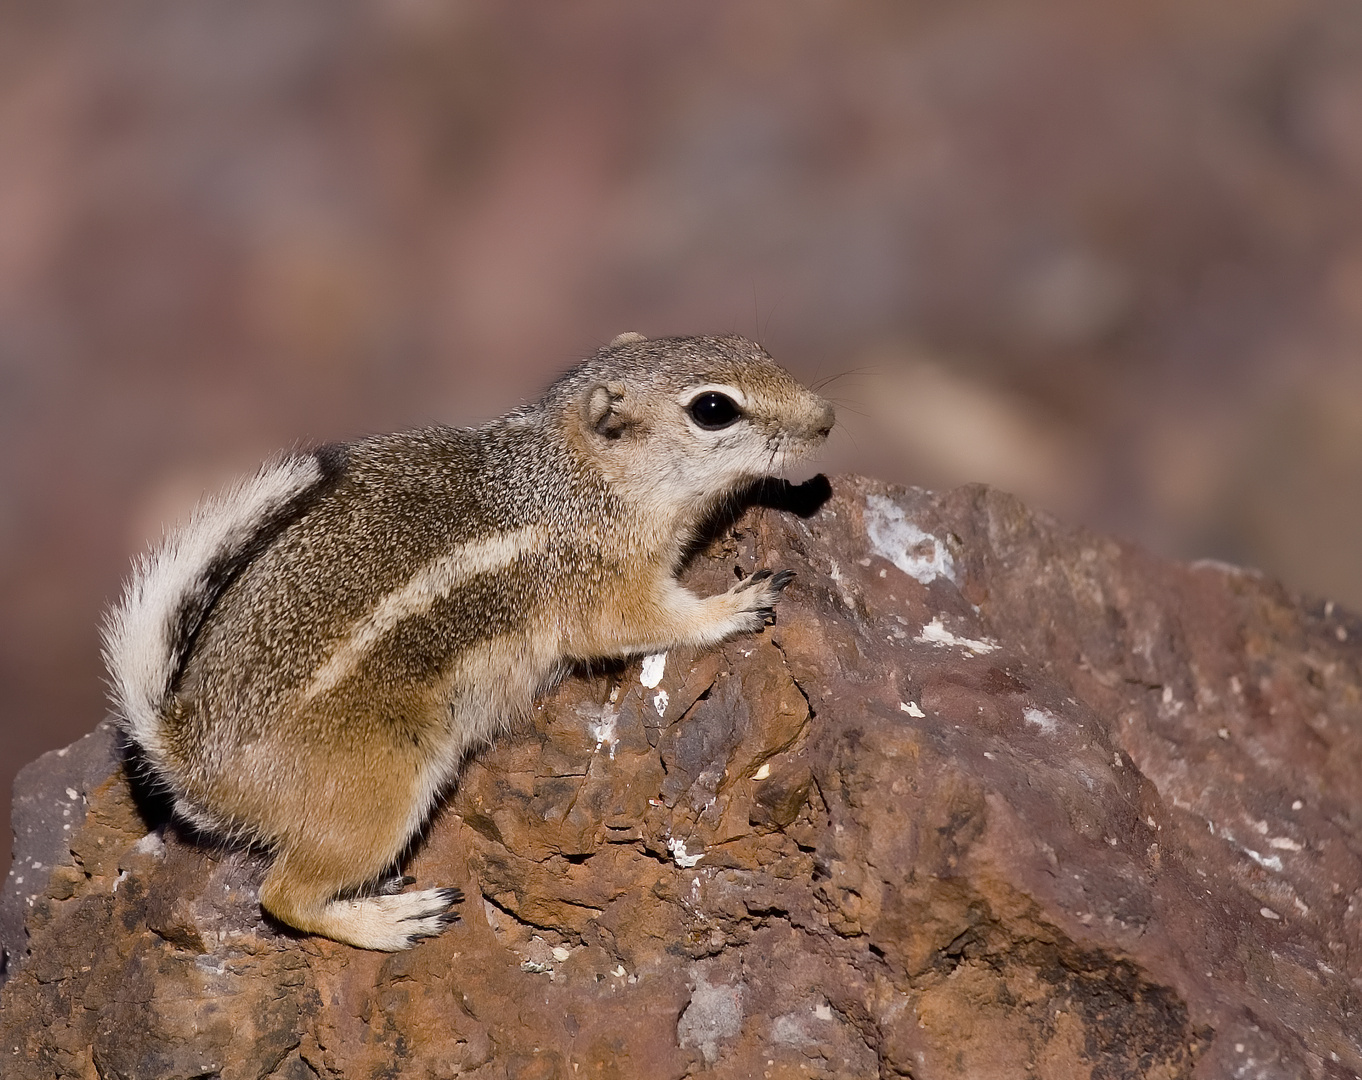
433, 887, 465, 931
770, 569, 796, 592
376, 874, 417, 895
435, 908, 463, 930
435, 886, 465, 910
399, 886, 465, 926
408, 910, 461, 940
759, 607, 777, 625
735, 568, 774, 592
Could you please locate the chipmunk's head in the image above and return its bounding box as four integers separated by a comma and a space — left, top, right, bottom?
551, 333, 835, 517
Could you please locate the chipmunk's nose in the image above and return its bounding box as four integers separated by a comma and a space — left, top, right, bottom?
810, 400, 836, 441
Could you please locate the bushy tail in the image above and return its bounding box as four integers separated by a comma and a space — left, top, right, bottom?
101, 450, 344, 761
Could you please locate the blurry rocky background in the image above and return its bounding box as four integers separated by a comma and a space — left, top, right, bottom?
2, 0, 1362, 871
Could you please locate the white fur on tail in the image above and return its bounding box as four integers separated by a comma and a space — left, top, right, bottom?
102, 455, 325, 761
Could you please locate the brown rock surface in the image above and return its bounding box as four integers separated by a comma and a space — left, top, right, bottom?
3, 476, 1360, 1079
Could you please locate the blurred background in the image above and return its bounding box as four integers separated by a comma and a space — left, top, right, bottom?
3, 0, 1362, 869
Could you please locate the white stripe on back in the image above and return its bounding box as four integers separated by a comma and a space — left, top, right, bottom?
302, 525, 549, 702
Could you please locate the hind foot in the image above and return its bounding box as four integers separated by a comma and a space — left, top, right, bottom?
262, 867, 463, 951
320, 886, 463, 951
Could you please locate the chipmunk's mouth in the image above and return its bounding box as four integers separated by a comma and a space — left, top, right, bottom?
761, 428, 830, 481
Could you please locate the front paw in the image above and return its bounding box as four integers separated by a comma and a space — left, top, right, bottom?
731, 568, 796, 625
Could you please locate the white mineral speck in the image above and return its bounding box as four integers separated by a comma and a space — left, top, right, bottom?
640, 652, 667, 688
914, 616, 998, 655
668, 837, 704, 868
1245, 849, 1284, 872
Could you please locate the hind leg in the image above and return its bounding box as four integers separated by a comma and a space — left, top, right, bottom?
250, 738, 463, 950
260, 839, 462, 951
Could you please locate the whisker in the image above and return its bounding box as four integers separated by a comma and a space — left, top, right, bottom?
827, 401, 870, 420
830, 424, 862, 455
813, 367, 882, 393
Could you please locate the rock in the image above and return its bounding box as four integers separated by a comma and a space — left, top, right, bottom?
2, 476, 1360, 1079
0, 718, 121, 978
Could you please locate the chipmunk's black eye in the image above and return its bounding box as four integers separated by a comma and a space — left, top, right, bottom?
688, 391, 743, 430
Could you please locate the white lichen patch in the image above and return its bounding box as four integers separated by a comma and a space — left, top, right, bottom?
668, 837, 705, 868
1190, 558, 1257, 578
900, 701, 926, 718
771, 1001, 837, 1049
652, 689, 670, 718
914, 616, 998, 655
580, 705, 619, 759
1023, 707, 1059, 735
131, 831, 167, 858
677, 975, 744, 1066
864, 494, 957, 585
771, 1013, 815, 1048
640, 652, 667, 689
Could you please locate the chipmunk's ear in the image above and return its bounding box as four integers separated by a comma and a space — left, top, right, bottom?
584, 383, 636, 440
608, 331, 647, 348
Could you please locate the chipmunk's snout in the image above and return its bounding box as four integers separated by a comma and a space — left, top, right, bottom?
811, 400, 836, 441
788, 395, 835, 446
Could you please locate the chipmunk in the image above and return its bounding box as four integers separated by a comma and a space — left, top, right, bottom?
103, 333, 834, 951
